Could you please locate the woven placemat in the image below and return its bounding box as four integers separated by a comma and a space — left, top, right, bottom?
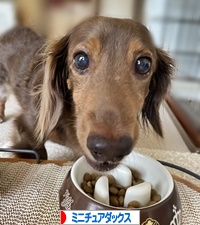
0, 162, 70, 225
0, 161, 199, 225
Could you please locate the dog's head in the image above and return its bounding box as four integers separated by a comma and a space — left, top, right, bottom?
36, 17, 173, 171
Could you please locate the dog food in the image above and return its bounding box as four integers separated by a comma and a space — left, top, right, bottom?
81, 170, 161, 208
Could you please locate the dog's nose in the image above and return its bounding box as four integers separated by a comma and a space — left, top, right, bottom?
87, 134, 133, 162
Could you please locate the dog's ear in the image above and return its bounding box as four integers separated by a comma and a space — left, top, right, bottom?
35, 34, 71, 144
142, 48, 174, 137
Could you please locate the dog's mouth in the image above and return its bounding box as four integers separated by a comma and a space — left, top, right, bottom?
85, 157, 119, 171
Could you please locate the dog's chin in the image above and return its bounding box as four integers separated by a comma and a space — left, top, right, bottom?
85, 157, 119, 172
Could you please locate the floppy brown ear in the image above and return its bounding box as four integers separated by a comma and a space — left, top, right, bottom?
35, 35, 71, 144
142, 48, 174, 137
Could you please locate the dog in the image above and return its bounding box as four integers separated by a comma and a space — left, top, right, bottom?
0, 16, 173, 171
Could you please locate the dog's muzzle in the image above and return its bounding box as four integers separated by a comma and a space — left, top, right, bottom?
87, 134, 133, 164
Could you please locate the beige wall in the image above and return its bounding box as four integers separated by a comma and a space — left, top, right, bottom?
14, 0, 97, 38
98, 0, 134, 19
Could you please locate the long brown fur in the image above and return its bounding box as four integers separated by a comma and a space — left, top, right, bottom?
0, 17, 173, 170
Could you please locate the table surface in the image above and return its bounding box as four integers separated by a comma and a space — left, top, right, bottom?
1, 157, 199, 192
0, 150, 200, 225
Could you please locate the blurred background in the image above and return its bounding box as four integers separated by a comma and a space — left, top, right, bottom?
0, 0, 199, 152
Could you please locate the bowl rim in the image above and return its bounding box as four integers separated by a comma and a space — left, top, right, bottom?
71, 151, 174, 209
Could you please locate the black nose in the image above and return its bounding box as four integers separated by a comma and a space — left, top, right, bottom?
86, 134, 133, 162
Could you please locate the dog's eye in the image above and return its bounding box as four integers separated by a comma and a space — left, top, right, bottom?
135, 57, 151, 74
74, 52, 89, 71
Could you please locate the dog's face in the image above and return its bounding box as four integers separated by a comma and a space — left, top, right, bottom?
38, 17, 173, 171
67, 18, 158, 170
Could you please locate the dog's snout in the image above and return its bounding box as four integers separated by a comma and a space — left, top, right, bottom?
87, 134, 133, 162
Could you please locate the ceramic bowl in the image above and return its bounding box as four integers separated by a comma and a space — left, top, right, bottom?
59, 151, 182, 225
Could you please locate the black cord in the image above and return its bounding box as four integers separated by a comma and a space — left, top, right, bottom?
0, 148, 40, 164
158, 160, 200, 180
